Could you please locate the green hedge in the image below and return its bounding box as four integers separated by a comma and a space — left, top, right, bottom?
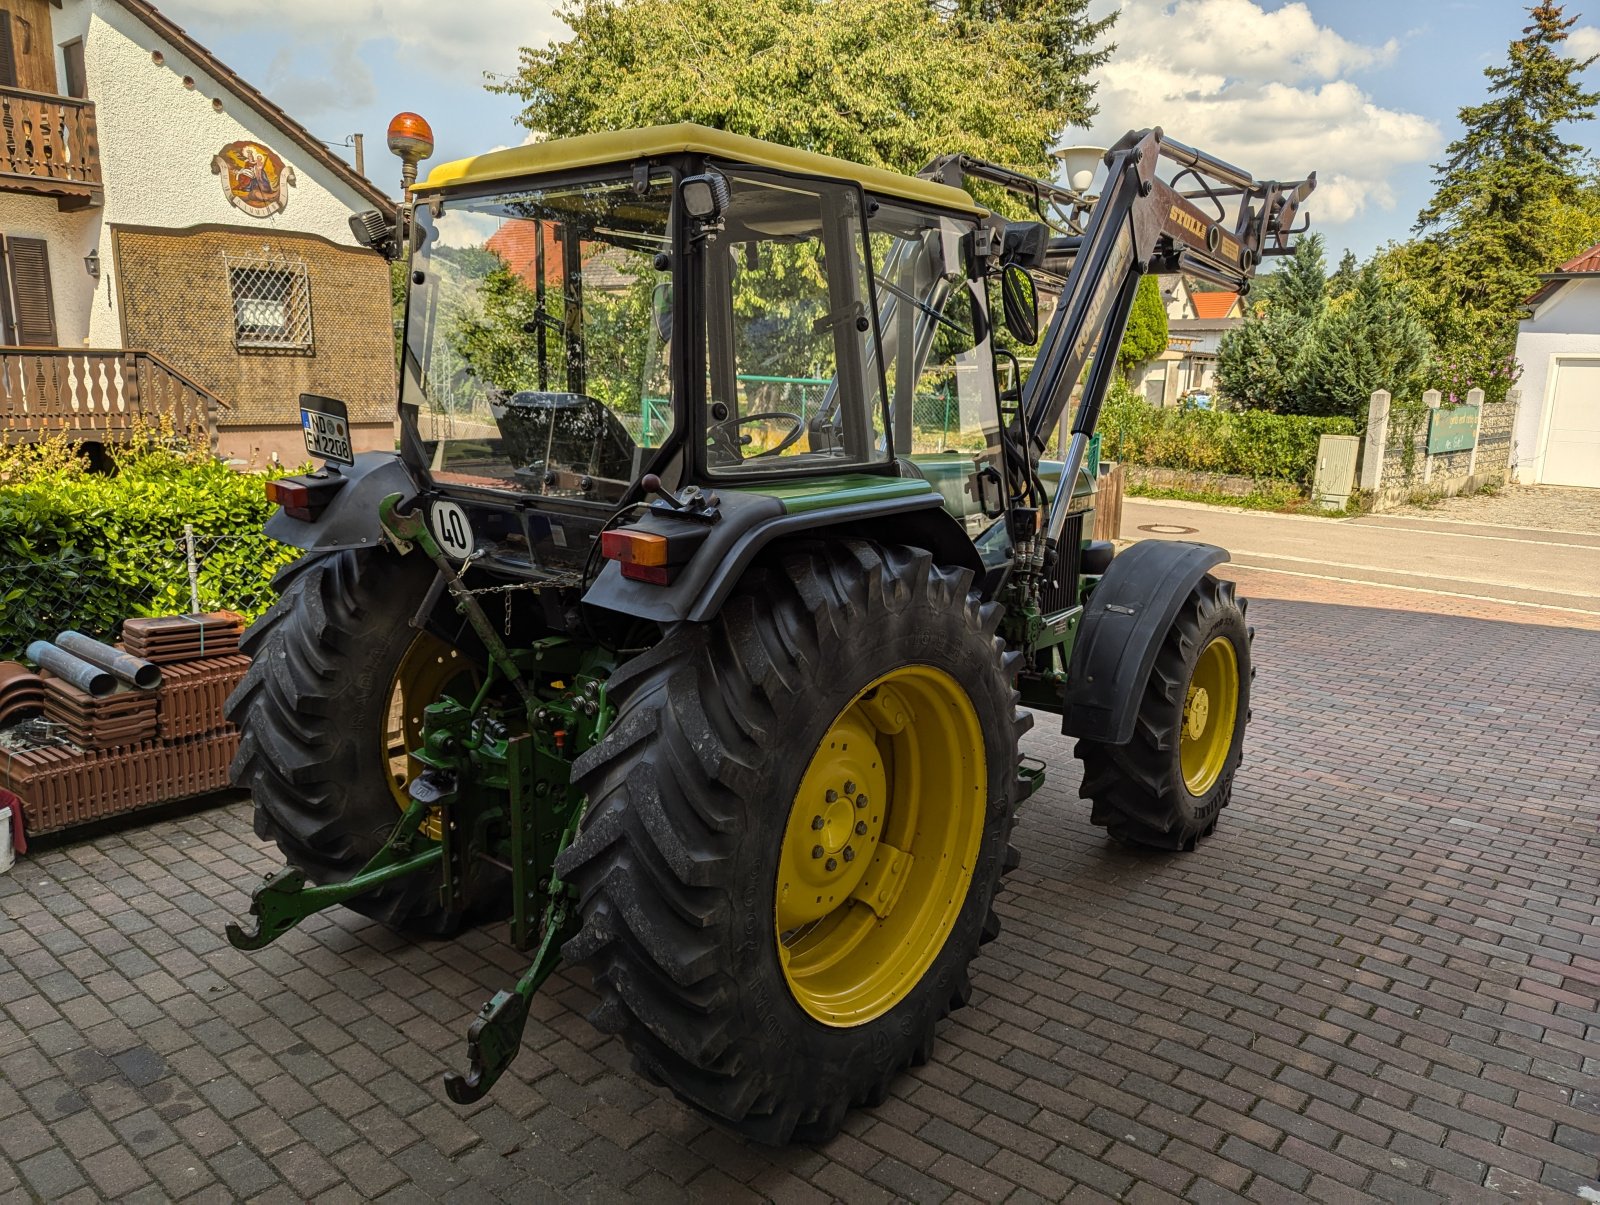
0, 439, 295, 659
1099, 384, 1359, 484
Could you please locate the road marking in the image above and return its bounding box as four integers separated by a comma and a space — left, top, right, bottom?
1344, 520, 1600, 550
1228, 562, 1600, 618
1353, 513, 1600, 540
1224, 549, 1600, 601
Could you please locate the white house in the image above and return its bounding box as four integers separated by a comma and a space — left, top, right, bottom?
1513, 244, 1600, 488
0, 0, 397, 465
1135, 277, 1242, 406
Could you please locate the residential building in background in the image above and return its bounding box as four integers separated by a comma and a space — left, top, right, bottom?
1515, 244, 1600, 488
0, 0, 397, 465
1135, 276, 1242, 406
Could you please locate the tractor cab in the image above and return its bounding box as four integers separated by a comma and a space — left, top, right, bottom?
397, 125, 1020, 580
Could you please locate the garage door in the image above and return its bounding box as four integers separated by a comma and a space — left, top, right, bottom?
1545, 360, 1600, 488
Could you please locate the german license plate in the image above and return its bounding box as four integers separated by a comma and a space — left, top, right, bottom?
300, 394, 354, 466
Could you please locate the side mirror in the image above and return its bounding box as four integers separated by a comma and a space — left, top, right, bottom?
652, 281, 673, 343
679, 172, 730, 224
1000, 263, 1039, 346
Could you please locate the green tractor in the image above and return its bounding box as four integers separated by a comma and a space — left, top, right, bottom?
226, 124, 1314, 1143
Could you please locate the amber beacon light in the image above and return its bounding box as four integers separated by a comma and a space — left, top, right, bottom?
387, 112, 435, 192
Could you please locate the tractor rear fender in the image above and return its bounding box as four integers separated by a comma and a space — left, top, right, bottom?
263, 452, 420, 553
583, 491, 983, 624
1061, 540, 1229, 744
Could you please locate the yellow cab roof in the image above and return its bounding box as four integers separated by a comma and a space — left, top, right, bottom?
418, 123, 985, 217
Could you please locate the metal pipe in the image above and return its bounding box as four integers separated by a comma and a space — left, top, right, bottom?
26, 642, 115, 697
54, 631, 162, 690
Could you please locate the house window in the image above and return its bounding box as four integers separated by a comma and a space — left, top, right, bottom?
225, 253, 313, 351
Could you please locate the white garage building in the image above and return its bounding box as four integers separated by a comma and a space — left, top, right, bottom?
1515, 244, 1600, 488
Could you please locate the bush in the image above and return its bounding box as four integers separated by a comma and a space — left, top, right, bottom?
1098, 381, 1358, 485
0, 429, 296, 658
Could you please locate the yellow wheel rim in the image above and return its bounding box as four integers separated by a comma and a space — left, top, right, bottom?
775, 665, 987, 1027
1180, 636, 1239, 796
384, 633, 478, 840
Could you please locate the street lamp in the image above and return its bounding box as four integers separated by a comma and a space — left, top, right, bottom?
1053, 145, 1106, 195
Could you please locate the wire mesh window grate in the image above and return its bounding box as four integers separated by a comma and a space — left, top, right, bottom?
225, 252, 314, 351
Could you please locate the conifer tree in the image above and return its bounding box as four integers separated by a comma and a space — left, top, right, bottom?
1387, 3, 1600, 401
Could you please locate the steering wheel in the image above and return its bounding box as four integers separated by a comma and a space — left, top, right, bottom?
716, 411, 807, 459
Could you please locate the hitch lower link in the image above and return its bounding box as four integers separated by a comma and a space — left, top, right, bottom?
225, 491, 589, 1104
225, 796, 579, 1103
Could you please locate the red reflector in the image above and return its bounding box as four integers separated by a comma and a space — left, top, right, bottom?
620, 562, 673, 585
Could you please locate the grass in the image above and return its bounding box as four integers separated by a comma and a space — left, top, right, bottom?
1127, 480, 1363, 517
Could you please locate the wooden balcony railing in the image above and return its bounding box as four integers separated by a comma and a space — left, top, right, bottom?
0, 86, 101, 207
0, 348, 224, 444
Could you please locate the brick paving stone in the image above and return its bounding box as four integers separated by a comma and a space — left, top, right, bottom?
4, 588, 1600, 1200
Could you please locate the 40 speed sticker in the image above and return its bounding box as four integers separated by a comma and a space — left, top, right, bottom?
429, 500, 475, 561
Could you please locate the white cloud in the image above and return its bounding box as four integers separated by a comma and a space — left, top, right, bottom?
1085, 0, 1439, 229
260, 37, 376, 120
1566, 25, 1600, 60
158, 0, 568, 77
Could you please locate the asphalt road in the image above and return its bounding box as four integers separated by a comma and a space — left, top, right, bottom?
1123, 498, 1600, 618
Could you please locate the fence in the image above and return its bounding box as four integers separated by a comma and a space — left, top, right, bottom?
1358, 387, 1519, 511
0, 529, 288, 661
0, 348, 223, 446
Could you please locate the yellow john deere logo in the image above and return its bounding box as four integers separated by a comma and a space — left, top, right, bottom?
213, 141, 297, 218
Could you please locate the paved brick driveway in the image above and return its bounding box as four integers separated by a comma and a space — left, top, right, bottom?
3, 569, 1599, 1204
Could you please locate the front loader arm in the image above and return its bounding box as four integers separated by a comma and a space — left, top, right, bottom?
962, 128, 1316, 565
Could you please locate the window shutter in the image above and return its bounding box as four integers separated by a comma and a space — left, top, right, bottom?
8, 236, 57, 347
0, 14, 16, 89
62, 38, 85, 99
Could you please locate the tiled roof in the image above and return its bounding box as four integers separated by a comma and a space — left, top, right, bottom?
1191, 291, 1240, 320
486, 221, 563, 283
1554, 243, 1600, 274
1527, 241, 1600, 305
118, 1, 395, 218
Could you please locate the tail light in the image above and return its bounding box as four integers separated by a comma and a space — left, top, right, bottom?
600, 523, 708, 585
265, 472, 347, 522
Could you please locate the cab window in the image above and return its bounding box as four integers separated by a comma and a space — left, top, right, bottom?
701, 169, 885, 475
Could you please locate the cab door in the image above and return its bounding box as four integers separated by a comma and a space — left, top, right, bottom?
870, 201, 1005, 533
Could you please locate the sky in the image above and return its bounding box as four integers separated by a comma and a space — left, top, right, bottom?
155, 0, 1600, 264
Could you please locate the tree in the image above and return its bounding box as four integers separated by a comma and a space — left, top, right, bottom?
1388, 3, 1600, 401
1299, 264, 1433, 417
447, 254, 543, 396
493, 0, 1116, 180
1328, 250, 1359, 301
1217, 235, 1327, 413
1117, 274, 1167, 376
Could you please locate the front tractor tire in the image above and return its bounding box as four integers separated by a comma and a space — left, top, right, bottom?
1077, 574, 1253, 851
227, 549, 498, 934
556, 541, 1027, 1144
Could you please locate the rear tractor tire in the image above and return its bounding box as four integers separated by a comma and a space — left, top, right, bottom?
556, 541, 1028, 1144
227, 548, 501, 934
1077, 574, 1253, 851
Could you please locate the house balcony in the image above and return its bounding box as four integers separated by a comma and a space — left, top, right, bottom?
0, 86, 101, 210
0, 348, 223, 444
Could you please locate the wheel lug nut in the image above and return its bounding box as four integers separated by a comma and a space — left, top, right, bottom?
825, 790, 838, 803
855, 820, 867, 835
843, 846, 855, 863
811, 816, 825, 830
825, 857, 838, 872
812, 845, 824, 859
843, 781, 856, 795
855, 794, 868, 808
